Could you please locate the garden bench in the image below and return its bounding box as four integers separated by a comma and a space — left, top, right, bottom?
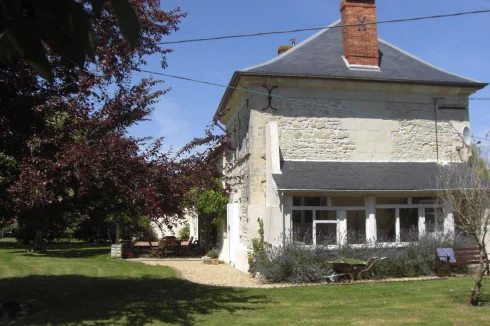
435, 247, 490, 277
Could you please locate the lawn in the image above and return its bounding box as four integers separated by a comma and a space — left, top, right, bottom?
0, 239, 489, 325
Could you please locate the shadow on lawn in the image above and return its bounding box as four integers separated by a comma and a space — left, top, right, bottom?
0, 275, 271, 326
21, 247, 111, 259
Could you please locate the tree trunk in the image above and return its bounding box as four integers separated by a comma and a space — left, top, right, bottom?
115, 224, 120, 244
470, 243, 486, 306
33, 230, 43, 251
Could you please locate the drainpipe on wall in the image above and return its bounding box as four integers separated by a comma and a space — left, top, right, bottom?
281, 192, 286, 246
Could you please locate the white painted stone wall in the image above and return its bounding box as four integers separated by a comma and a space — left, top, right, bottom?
224, 99, 252, 247
151, 210, 197, 240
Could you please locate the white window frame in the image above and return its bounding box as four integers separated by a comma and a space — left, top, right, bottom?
290, 196, 451, 249
375, 198, 444, 246
291, 196, 366, 247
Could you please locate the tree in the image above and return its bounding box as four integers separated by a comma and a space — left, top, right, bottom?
1, 0, 232, 247
0, 0, 140, 81
437, 151, 490, 306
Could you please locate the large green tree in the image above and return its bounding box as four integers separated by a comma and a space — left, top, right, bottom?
0, 0, 140, 81
0, 0, 231, 246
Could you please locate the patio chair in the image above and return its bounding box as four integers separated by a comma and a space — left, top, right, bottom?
158, 238, 179, 257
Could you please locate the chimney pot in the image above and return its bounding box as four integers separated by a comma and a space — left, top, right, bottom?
277, 45, 292, 56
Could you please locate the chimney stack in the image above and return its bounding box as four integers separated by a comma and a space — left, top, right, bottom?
341, 0, 379, 67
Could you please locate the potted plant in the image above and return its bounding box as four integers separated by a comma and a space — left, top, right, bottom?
206, 248, 220, 265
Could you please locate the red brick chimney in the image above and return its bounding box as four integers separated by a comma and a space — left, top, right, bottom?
341, 0, 379, 67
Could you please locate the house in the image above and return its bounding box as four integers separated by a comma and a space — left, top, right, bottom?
214, 0, 488, 272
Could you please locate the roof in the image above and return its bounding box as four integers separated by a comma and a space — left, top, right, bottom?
240, 20, 486, 87
273, 161, 471, 192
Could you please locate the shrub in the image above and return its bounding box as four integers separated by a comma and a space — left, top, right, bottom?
255, 229, 474, 283
255, 233, 337, 283
178, 224, 190, 240
206, 248, 219, 258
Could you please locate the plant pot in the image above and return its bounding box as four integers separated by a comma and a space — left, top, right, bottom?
211, 258, 220, 265
202, 256, 212, 264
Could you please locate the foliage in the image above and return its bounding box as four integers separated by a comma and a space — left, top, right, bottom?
178, 224, 191, 240
437, 157, 490, 306
470, 145, 490, 181
0, 0, 232, 246
248, 218, 264, 276
0, 0, 140, 81
255, 230, 473, 284
195, 185, 228, 225
206, 248, 219, 259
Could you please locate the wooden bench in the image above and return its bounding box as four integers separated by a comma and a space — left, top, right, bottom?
435, 247, 490, 277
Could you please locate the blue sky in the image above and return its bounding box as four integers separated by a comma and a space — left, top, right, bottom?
129, 0, 490, 149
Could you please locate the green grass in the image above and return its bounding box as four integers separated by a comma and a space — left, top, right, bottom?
0, 238, 489, 325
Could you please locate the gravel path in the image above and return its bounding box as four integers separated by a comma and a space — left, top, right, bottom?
128, 258, 444, 289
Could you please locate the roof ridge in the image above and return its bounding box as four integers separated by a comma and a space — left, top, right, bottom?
240, 19, 342, 72
378, 38, 482, 84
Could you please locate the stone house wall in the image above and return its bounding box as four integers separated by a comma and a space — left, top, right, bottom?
221, 79, 474, 250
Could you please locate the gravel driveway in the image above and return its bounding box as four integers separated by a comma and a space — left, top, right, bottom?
129, 258, 266, 288
128, 258, 442, 289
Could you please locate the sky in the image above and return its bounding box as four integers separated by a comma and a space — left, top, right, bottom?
128, 0, 490, 150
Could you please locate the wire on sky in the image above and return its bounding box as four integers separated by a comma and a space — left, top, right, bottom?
157, 9, 490, 45
138, 69, 489, 141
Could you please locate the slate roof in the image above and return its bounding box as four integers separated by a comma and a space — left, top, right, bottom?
240, 20, 485, 87
273, 161, 467, 191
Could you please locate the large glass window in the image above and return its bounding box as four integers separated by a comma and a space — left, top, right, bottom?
316, 210, 336, 221
399, 208, 419, 242
347, 210, 366, 244
292, 210, 313, 244
316, 223, 337, 245
425, 207, 444, 233
376, 209, 396, 242
331, 197, 365, 207
376, 197, 408, 205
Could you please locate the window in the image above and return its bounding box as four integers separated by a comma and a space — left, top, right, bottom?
347, 210, 366, 244
425, 207, 444, 233
412, 197, 437, 204
377, 197, 408, 205
292, 210, 313, 244
331, 196, 365, 207
293, 196, 328, 207
316, 223, 337, 245
316, 210, 336, 221
376, 209, 396, 242
399, 208, 419, 242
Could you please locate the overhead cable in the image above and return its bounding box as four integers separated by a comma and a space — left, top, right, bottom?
157, 9, 490, 45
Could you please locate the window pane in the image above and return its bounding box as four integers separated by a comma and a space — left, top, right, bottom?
413, 197, 437, 204
376, 209, 396, 242
436, 208, 444, 233
292, 210, 313, 244
316, 223, 337, 245
400, 208, 419, 242
293, 197, 302, 206
376, 197, 408, 205
425, 208, 436, 233
304, 197, 328, 206
292, 210, 302, 223
317, 210, 336, 221
425, 208, 444, 233
305, 210, 313, 223
331, 197, 365, 206
347, 210, 366, 244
